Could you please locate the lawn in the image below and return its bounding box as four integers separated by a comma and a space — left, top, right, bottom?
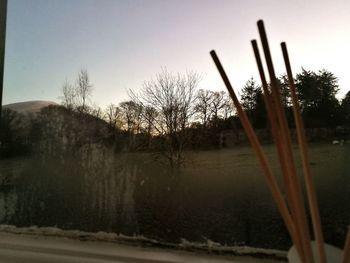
0, 143, 349, 250
174, 144, 350, 248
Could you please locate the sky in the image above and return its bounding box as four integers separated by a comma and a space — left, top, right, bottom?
3, 0, 350, 108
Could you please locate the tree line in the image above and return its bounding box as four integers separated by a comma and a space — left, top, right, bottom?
1, 68, 350, 163
60, 69, 234, 134
241, 69, 349, 129
60, 68, 350, 134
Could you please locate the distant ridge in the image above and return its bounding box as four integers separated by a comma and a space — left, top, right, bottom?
2, 100, 58, 114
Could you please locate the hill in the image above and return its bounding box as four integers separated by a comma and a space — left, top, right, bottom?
2, 100, 57, 114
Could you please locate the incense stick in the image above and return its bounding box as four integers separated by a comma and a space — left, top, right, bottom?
257, 20, 314, 263
210, 49, 298, 247
281, 42, 327, 263
210, 19, 349, 262
251, 39, 305, 262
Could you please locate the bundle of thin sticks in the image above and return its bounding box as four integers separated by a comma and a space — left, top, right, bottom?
210, 20, 350, 263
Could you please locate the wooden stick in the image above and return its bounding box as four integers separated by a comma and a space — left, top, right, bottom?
251, 39, 305, 262
343, 226, 350, 263
281, 42, 327, 263
251, 40, 296, 222
257, 20, 314, 263
210, 49, 298, 245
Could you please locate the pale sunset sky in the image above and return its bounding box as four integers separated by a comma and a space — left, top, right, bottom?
3, 0, 350, 107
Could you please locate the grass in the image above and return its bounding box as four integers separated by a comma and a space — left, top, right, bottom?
178, 143, 350, 248
0, 143, 349, 249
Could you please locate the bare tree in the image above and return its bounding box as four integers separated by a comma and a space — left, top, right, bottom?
119, 101, 143, 150
130, 69, 200, 171
104, 104, 122, 129
141, 106, 158, 135
195, 89, 213, 128
90, 104, 103, 119
119, 101, 143, 134
61, 80, 76, 110
76, 69, 93, 113
60, 70, 93, 113
210, 91, 226, 128
222, 92, 235, 120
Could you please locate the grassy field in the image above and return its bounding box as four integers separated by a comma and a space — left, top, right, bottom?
174, 143, 350, 248
0, 143, 349, 249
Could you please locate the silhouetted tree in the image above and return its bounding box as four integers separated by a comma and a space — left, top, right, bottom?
61, 79, 76, 110
195, 89, 212, 128
296, 69, 340, 127
76, 69, 93, 113
141, 106, 158, 135
241, 78, 259, 112
253, 88, 267, 129
341, 91, 350, 127
60, 69, 93, 113
105, 104, 122, 129
277, 74, 291, 108
240, 78, 260, 124
210, 91, 226, 128
130, 69, 199, 171
90, 104, 104, 119
222, 92, 234, 120
119, 101, 143, 134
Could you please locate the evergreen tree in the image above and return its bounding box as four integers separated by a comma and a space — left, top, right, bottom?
296, 69, 340, 128
241, 77, 259, 112
241, 77, 267, 128
341, 91, 350, 127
